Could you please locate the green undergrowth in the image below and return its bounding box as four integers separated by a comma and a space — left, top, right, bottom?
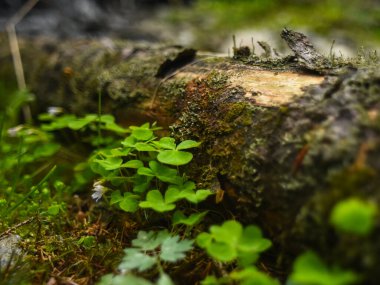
166, 0, 380, 51
0, 87, 376, 285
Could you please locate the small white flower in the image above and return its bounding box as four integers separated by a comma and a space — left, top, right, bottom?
7, 125, 24, 137
91, 180, 109, 202
47, 106, 64, 116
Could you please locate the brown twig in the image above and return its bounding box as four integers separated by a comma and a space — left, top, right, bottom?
5, 0, 40, 123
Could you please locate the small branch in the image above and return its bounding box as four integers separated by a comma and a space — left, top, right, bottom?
5, 0, 39, 123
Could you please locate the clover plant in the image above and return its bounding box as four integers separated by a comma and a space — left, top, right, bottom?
196, 220, 272, 265
288, 251, 359, 285
196, 220, 279, 285
330, 198, 377, 236
89, 122, 212, 214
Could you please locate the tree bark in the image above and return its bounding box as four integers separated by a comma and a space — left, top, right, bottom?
1, 35, 380, 283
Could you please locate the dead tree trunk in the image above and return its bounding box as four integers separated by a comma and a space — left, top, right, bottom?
1, 34, 380, 283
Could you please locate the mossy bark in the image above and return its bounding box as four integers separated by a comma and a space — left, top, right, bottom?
1, 36, 380, 284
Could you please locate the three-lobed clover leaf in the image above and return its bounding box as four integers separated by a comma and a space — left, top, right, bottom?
167, 182, 213, 204
196, 220, 272, 263
139, 190, 176, 212
157, 139, 201, 166
288, 251, 359, 285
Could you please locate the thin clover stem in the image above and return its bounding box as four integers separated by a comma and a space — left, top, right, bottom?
97, 89, 102, 146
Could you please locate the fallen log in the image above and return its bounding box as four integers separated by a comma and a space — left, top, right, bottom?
1, 31, 380, 283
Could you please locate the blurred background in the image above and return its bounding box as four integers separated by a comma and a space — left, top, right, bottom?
1, 0, 380, 56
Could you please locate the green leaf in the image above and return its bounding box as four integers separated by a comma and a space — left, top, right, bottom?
47, 204, 61, 216
121, 160, 144, 169
157, 150, 193, 166
238, 226, 272, 253
164, 187, 181, 204
176, 140, 201, 150
196, 232, 213, 249
157, 272, 174, 285
119, 193, 140, 213
132, 230, 170, 251
118, 248, 156, 272
149, 161, 182, 184
110, 190, 123, 205
94, 157, 123, 171
68, 115, 96, 130
210, 220, 242, 246
135, 142, 157, 152
153, 137, 176, 150
138, 167, 155, 176
132, 175, 152, 193
230, 267, 280, 285
207, 242, 236, 262
172, 210, 208, 226
109, 148, 131, 157
330, 198, 377, 236
180, 189, 213, 203
139, 190, 176, 212
121, 135, 137, 147
289, 251, 359, 285
160, 235, 193, 262
131, 123, 154, 141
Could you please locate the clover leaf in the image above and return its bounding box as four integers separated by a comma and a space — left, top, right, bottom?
130, 123, 154, 141
330, 198, 377, 236
196, 220, 272, 264
94, 156, 123, 171
288, 251, 359, 285
68, 114, 97, 130
176, 140, 201, 150
121, 160, 144, 169
137, 161, 183, 185
139, 190, 176, 212
157, 150, 193, 166
153, 137, 176, 150
172, 210, 208, 227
